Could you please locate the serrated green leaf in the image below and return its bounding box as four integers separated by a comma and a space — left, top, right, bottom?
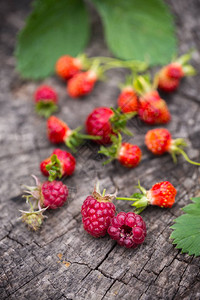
92, 0, 177, 65
16, 0, 90, 79
170, 197, 200, 257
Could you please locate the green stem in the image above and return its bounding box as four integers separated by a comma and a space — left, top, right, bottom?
177, 148, 200, 166
77, 133, 101, 140
102, 189, 106, 197
116, 197, 139, 201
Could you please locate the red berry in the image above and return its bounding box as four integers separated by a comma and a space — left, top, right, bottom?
67, 71, 97, 98
145, 128, 172, 155
34, 85, 58, 104
118, 143, 142, 168
86, 107, 115, 144
40, 148, 76, 180
147, 181, 177, 208
117, 86, 138, 113
158, 63, 183, 93
41, 181, 68, 209
138, 92, 171, 125
81, 189, 116, 237
55, 55, 82, 80
47, 116, 71, 144
108, 212, 146, 248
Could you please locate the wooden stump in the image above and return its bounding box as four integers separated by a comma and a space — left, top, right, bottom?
0, 1, 200, 299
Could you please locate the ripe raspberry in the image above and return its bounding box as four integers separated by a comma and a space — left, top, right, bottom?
86, 107, 135, 144
145, 128, 200, 165
99, 134, 141, 168
55, 55, 82, 80
41, 181, 68, 209
108, 212, 146, 248
116, 181, 177, 213
117, 86, 138, 113
34, 85, 58, 118
67, 70, 97, 98
40, 148, 76, 181
81, 187, 116, 237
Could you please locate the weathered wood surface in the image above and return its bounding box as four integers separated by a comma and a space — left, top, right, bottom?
1, 1, 200, 299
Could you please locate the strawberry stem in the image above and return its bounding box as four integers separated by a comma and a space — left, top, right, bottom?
35, 101, 58, 118
175, 148, 200, 166
98, 133, 122, 165
46, 154, 62, 181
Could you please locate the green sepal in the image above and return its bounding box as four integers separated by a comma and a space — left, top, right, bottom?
176, 51, 196, 76
110, 107, 136, 136
169, 138, 200, 166
46, 154, 62, 181
35, 101, 58, 118
131, 193, 144, 200
133, 74, 152, 95
98, 133, 122, 165
65, 126, 101, 152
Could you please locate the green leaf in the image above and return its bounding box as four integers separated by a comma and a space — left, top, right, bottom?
16, 0, 90, 79
170, 197, 200, 257
92, 0, 177, 65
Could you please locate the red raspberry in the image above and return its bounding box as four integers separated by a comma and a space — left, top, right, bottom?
108, 212, 146, 248
81, 188, 116, 237
41, 181, 68, 209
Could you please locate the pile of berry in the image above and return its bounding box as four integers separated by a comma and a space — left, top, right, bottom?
20, 52, 199, 249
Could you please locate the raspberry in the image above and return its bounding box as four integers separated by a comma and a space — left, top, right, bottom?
41, 181, 68, 209
81, 189, 116, 237
108, 212, 146, 248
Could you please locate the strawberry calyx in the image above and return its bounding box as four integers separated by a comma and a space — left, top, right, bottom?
169, 138, 200, 165
35, 101, 58, 118
45, 154, 63, 181
175, 52, 196, 76
65, 126, 101, 152
116, 181, 149, 214
109, 107, 136, 136
98, 133, 122, 165
133, 74, 155, 96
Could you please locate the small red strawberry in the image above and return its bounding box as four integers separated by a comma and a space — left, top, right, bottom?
34, 85, 58, 118
40, 148, 76, 181
67, 70, 97, 98
86, 107, 135, 144
81, 185, 116, 237
47, 116, 100, 151
20, 176, 68, 230
157, 52, 196, 93
145, 128, 200, 165
108, 212, 146, 248
116, 181, 177, 213
134, 76, 171, 124
55, 55, 84, 80
117, 86, 138, 113
99, 134, 141, 168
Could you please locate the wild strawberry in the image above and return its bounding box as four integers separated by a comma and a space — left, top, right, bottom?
117, 86, 138, 113
99, 134, 141, 168
34, 85, 58, 118
47, 116, 100, 151
20, 176, 68, 230
107, 212, 146, 248
134, 76, 171, 124
116, 181, 177, 213
67, 70, 97, 98
86, 107, 135, 144
55, 55, 83, 80
81, 185, 116, 237
145, 128, 200, 165
40, 148, 76, 181
157, 52, 196, 93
